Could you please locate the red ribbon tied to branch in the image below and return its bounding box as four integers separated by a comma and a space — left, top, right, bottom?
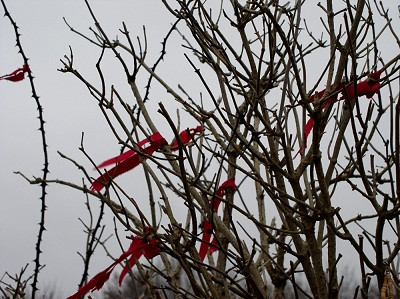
339, 70, 382, 101
0, 64, 30, 82
91, 126, 202, 192
171, 125, 202, 150
199, 178, 236, 261
294, 70, 382, 158
67, 228, 159, 299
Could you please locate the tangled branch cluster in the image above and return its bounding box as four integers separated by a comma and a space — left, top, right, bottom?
2, 1, 400, 299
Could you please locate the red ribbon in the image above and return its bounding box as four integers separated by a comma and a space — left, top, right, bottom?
67, 228, 159, 299
294, 70, 382, 158
339, 70, 381, 100
199, 178, 236, 261
118, 229, 159, 286
171, 125, 202, 150
90, 126, 202, 192
91, 132, 167, 191
0, 64, 30, 82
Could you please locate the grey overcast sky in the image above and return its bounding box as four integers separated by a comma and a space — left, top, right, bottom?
1, 1, 399, 298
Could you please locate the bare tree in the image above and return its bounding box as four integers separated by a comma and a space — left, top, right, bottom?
3, 0, 400, 299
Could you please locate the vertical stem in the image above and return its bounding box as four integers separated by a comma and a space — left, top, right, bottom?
1, 2, 49, 298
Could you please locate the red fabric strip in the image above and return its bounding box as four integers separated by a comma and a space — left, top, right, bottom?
293, 86, 340, 159
68, 228, 160, 299
91, 132, 168, 192
199, 221, 214, 260
171, 126, 202, 150
96, 137, 153, 169
118, 237, 143, 286
199, 178, 236, 261
91, 126, 202, 192
119, 235, 160, 285
142, 238, 160, 259
339, 70, 382, 101
0, 64, 30, 82
67, 247, 136, 299
117, 228, 160, 287
295, 71, 382, 158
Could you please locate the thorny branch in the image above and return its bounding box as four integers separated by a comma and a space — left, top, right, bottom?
0, 1, 49, 299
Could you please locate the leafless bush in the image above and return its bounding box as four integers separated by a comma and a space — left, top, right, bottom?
2, 0, 400, 299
